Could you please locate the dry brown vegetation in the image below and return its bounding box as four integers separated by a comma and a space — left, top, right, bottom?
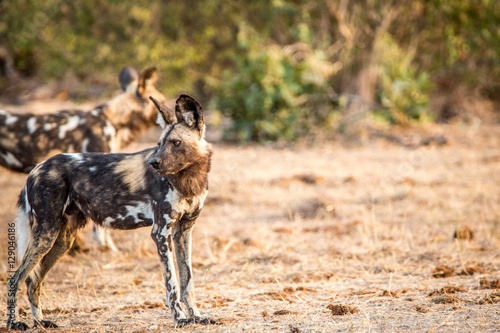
0, 100, 499, 332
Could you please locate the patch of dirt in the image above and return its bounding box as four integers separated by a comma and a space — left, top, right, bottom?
272, 173, 325, 187
120, 302, 165, 311
0, 272, 9, 282
18, 308, 27, 317
289, 198, 336, 219
480, 277, 500, 289
207, 296, 234, 308
477, 292, 500, 304
244, 254, 300, 265
458, 264, 486, 276
42, 307, 79, 315
432, 264, 455, 278
414, 305, 430, 313
253, 291, 294, 302
278, 271, 335, 283
431, 295, 461, 304
327, 304, 360, 316
274, 309, 294, 316
428, 285, 467, 296
273, 227, 294, 234
283, 286, 316, 293
303, 220, 359, 235
379, 289, 408, 297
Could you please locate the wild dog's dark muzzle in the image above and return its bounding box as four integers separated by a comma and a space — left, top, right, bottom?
149, 158, 161, 170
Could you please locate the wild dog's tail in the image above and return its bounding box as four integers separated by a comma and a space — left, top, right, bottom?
15, 187, 33, 263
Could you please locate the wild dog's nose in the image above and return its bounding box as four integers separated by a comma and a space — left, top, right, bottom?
149, 158, 161, 169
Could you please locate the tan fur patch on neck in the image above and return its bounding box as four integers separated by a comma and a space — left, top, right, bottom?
114, 155, 146, 192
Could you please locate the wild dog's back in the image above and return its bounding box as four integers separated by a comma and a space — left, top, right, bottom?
0, 66, 166, 174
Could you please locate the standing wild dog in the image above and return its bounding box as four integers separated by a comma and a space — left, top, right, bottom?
7, 95, 214, 330
0, 66, 166, 251
0, 66, 166, 173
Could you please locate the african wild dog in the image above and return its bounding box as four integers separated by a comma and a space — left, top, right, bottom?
7, 95, 214, 330
0, 66, 166, 251
0, 66, 165, 173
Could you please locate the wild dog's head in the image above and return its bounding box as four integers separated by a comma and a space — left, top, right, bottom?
103, 66, 167, 128
148, 95, 211, 176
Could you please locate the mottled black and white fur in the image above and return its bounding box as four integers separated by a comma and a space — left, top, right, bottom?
6, 95, 214, 330
0, 66, 167, 252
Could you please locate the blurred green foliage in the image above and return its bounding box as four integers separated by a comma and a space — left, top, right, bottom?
1, 0, 499, 140
213, 42, 338, 141
374, 33, 432, 123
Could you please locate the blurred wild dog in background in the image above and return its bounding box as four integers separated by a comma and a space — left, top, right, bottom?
0, 66, 167, 252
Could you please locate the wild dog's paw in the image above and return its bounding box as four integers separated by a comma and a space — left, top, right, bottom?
7, 321, 30, 331
174, 316, 219, 327
34, 319, 58, 328
194, 316, 220, 325
174, 318, 194, 328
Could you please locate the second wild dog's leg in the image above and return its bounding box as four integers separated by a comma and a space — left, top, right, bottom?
26, 215, 79, 328
151, 220, 189, 327
92, 225, 118, 252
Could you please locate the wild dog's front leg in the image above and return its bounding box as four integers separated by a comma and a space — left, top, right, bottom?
151, 220, 189, 327
173, 218, 218, 326
173, 221, 199, 318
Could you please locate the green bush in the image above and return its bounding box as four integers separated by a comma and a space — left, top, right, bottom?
373, 33, 432, 123
212, 42, 338, 142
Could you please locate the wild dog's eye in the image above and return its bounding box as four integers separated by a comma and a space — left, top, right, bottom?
172, 139, 181, 146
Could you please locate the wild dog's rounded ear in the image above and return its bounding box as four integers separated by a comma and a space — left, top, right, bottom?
119, 66, 139, 91
149, 96, 176, 129
175, 94, 204, 133
137, 66, 158, 97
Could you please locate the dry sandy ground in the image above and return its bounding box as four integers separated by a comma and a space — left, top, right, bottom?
0, 101, 499, 332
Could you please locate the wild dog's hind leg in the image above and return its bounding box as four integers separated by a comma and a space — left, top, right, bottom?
25, 214, 80, 329
7, 217, 61, 330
